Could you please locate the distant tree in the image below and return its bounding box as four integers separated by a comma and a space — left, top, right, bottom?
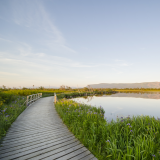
22, 87, 28, 90
87, 85, 94, 92
2, 85, 6, 90
39, 86, 44, 90
66, 86, 72, 90
60, 85, 65, 90
83, 87, 89, 91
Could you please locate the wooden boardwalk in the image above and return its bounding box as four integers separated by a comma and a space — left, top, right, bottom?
0, 97, 97, 160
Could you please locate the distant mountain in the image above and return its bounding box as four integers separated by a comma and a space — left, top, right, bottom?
87, 82, 160, 89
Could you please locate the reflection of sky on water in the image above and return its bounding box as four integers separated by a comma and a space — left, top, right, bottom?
73, 93, 160, 121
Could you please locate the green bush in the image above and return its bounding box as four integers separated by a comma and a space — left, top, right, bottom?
0, 92, 16, 104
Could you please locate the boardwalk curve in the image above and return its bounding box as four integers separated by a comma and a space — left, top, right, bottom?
0, 96, 97, 160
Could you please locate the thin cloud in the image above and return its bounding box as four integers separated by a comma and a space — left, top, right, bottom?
11, 0, 76, 54
115, 59, 123, 62
35, 53, 46, 57
119, 63, 129, 66
0, 52, 6, 56
0, 58, 51, 71
0, 37, 12, 43
0, 71, 19, 76
112, 68, 123, 74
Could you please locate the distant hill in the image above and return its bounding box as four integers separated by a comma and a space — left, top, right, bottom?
87, 82, 160, 89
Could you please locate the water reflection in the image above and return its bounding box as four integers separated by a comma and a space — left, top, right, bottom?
109, 92, 160, 99
73, 92, 160, 121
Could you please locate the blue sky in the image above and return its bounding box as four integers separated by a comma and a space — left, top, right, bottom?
0, 0, 160, 88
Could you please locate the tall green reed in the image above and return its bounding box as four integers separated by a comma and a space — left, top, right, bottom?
55, 99, 160, 160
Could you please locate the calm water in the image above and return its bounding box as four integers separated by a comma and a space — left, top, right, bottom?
73, 92, 160, 121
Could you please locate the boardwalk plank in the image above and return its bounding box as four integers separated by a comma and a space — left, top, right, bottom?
1, 134, 73, 150
1, 130, 71, 147
16, 139, 79, 160
0, 133, 72, 154
0, 136, 75, 159
42, 143, 83, 160
70, 148, 91, 160
56, 146, 88, 160
3, 127, 69, 141
27, 141, 81, 160
8, 122, 65, 130
80, 154, 95, 160
69, 149, 91, 160
7, 122, 65, 133
91, 157, 98, 160
0, 133, 73, 154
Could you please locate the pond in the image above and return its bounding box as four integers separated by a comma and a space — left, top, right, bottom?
73, 92, 160, 121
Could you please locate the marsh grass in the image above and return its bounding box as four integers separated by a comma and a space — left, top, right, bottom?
56, 90, 115, 99
55, 99, 160, 160
3, 89, 65, 96
2, 88, 116, 98
0, 95, 26, 141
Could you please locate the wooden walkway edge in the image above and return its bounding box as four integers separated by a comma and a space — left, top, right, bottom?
0, 96, 97, 160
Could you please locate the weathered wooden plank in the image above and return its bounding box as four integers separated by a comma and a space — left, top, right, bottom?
6, 125, 66, 134
16, 139, 79, 160
3, 133, 73, 147
9, 119, 63, 127
8, 121, 64, 129
79, 154, 95, 160
10, 120, 63, 126
69, 150, 91, 160
91, 157, 98, 160
56, 146, 88, 160
42, 144, 83, 160
29, 142, 82, 160
0, 134, 73, 150
10, 118, 63, 125
3, 127, 69, 140
3, 129, 69, 141
0, 136, 76, 159
0, 133, 73, 154
2, 129, 70, 145
5, 124, 67, 134
6, 119, 64, 128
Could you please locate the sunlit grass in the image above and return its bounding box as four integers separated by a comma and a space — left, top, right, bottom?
1, 88, 116, 97
3, 89, 66, 96
55, 99, 160, 160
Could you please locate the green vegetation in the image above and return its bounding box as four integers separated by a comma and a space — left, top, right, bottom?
0, 86, 116, 141
0, 92, 26, 141
2, 89, 66, 96
1, 86, 160, 159
0, 85, 116, 97
55, 99, 160, 160
0, 92, 16, 104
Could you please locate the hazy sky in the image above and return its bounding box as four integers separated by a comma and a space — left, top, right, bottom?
0, 0, 160, 88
